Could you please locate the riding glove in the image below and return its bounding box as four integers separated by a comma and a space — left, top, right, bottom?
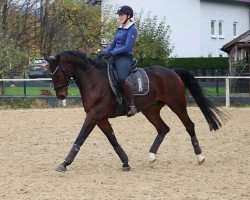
97, 51, 112, 62
97, 51, 106, 61
105, 52, 112, 58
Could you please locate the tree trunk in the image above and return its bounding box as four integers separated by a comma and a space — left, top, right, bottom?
46, 2, 56, 55
1, 0, 9, 38
39, 0, 50, 54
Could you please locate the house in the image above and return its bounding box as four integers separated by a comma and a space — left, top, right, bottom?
221, 29, 250, 75
221, 30, 250, 94
101, 0, 250, 58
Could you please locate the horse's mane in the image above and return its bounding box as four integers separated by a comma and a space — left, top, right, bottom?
57, 50, 106, 69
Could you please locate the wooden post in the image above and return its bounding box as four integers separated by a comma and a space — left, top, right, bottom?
248, 50, 250, 95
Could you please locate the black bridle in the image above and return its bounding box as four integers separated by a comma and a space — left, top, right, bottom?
50, 65, 75, 90
50, 63, 97, 90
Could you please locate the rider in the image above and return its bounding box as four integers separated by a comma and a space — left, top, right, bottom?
98, 5, 138, 117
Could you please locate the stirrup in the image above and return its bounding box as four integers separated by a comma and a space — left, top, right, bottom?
127, 105, 137, 117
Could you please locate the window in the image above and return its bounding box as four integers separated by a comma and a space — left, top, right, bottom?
211, 20, 216, 37
219, 54, 223, 57
233, 22, 238, 37
208, 52, 213, 57
218, 20, 224, 38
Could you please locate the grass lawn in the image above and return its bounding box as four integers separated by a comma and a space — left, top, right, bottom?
3, 86, 225, 97
4, 86, 81, 96
203, 87, 225, 96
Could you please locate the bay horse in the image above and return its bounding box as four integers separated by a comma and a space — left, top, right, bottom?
44, 50, 226, 172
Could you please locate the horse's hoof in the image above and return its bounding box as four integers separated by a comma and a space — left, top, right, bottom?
55, 164, 67, 172
122, 163, 131, 172
122, 166, 131, 172
148, 152, 157, 164
197, 154, 205, 165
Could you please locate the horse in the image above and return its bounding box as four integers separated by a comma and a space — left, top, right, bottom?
44, 50, 227, 172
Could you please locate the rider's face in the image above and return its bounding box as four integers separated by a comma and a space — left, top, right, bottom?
118, 14, 128, 24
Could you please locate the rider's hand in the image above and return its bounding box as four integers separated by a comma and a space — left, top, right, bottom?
105, 52, 112, 58
97, 51, 112, 62
97, 51, 106, 62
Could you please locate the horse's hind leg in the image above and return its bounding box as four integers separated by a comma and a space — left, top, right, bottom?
97, 119, 131, 171
142, 103, 170, 165
168, 103, 205, 165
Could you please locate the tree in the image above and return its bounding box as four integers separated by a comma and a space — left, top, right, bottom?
51, 0, 102, 53
0, 43, 27, 95
134, 12, 173, 66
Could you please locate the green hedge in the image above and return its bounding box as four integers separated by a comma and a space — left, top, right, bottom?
138, 57, 229, 70
137, 58, 167, 67
168, 57, 229, 70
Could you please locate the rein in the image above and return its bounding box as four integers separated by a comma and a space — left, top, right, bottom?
50, 66, 60, 75
81, 62, 98, 76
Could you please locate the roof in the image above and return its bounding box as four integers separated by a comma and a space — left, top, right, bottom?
201, 0, 250, 5
221, 30, 250, 53
234, 0, 250, 3
228, 0, 250, 3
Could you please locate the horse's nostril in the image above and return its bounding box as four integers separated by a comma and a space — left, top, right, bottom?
60, 95, 66, 100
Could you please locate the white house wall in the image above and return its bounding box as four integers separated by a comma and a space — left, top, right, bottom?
200, 1, 250, 57
102, 0, 250, 58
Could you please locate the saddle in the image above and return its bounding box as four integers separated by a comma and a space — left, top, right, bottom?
107, 60, 149, 108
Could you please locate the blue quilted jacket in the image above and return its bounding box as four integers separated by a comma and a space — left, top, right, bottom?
104, 22, 138, 56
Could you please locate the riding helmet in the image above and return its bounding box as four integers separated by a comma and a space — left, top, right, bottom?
116, 5, 133, 18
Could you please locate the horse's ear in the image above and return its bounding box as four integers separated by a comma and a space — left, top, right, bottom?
56, 55, 60, 64
44, 53, 51, 62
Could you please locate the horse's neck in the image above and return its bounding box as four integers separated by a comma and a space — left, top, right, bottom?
75, 66, 105, 92
75, 66, 109, 110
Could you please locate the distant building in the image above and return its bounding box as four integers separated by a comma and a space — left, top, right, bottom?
221, 30, 250, 75
101, 0, 250, 57
221, 30, 250, 94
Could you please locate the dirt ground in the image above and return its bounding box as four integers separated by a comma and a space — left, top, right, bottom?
0, 107, 249, 200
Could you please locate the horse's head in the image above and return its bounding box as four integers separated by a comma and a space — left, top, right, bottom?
44, 54, 72, 100
44, 50, 100, 99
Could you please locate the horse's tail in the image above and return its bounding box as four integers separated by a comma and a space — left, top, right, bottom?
173, 68, 227, 131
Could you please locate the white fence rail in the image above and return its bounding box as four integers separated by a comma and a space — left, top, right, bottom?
0, 78, 51, 82
196, 76, 250, 107
1, 76, 250, 107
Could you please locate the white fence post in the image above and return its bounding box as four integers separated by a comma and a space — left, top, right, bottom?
62, 99, 67, 107
225, 77, 230, 107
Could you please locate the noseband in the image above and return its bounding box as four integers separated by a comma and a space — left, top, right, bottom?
50, 65, 74, 90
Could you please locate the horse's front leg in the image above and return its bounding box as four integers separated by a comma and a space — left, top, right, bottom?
55, 112, 97, 172
97, 120, 131, 172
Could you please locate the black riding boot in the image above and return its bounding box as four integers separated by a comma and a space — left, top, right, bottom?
121, 80, 137, 117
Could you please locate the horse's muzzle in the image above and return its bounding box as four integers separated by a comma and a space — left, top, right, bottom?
58, 94, 67, 100
56, 88, 68, 100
